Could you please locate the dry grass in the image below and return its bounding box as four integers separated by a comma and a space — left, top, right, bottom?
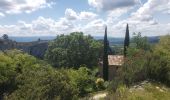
106, 81, 170, 100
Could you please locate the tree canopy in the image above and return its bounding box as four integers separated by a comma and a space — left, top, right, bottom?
45, 32, 103, 69
2, 34, 9, 40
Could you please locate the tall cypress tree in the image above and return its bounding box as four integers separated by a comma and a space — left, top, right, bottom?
103, 26, 108, 81
124, 23, 130, 57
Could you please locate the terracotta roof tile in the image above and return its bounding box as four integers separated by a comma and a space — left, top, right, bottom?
108, 55, 124, 66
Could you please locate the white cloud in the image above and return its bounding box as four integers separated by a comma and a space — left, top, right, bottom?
0, 16, 77, 36
0, 15, 104, 36
0, 0, 170, 37
0, 0, 54, 15
0, 12, 5, 17
65, 8, 78, 20
55, 18, 75, 32
79, 11, 97, 20
88, 0, 140, 22
65, 8, 97, 21
88, 0, 139, 11
131, 0, 168, 17
106, 0, 170, 37
83, 19, 106, 36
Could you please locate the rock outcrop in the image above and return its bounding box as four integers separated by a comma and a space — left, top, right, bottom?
0, 39, 48, 59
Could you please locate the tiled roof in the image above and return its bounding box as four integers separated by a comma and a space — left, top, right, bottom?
108, 55, 124, 66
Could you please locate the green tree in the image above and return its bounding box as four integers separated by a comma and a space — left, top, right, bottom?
45, 32, 103, 68
103, 26, 108, 81
2, 34, 9, 40
124, 24, 130, 57
131, 32, 150, 50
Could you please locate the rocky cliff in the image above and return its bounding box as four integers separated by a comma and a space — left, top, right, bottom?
0, 39, 48, 59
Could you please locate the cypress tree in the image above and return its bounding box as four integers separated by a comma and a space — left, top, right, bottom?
103, 26, 108, 81
124, 23, 130, 57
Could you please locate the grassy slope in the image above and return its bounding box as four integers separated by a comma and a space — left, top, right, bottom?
108, 81, 170, 100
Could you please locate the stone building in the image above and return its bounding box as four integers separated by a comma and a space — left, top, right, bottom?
100, 24, 129, 80
99, 55, 124, 80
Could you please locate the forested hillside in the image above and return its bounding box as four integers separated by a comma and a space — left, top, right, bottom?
0, 32, 170, 100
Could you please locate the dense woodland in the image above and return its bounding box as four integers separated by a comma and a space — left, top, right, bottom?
0, 30, 170, 99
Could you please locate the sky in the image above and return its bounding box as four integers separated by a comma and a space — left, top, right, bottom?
0, 0, 170, 37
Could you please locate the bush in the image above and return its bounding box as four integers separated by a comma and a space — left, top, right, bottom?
119, 35, 170, 86
0, 50, 79, 100
147, 35, 170, 86
120, 48, 149, 86
95, 78, 105, 90
63, 67, 97, 96
6, 66, 78, 100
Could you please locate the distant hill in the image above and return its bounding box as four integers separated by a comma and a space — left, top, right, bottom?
9, 36, 56, 42
94, 36, 160, 45
9, 36, 160, 44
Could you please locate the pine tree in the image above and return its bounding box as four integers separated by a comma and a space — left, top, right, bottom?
103, 26, 108, 81
124, 24, 130, 57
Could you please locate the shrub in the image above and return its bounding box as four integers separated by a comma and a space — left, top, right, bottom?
121, 48, 149, 85
95, 78, 105, 90
6, 66, 78, 100
63, 67, 96, 96
147, 35, 170, 86
0, 50, 79, 100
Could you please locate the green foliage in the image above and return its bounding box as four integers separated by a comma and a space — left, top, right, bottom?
0, 50, 78, 100
7, 66, 78, 100
0, 50, 105, 99
114, 33, 151, 86
131, 32, 150, 50
62, 67, 97, 96
0, 50, 38, 98
45, 32, 103, 68
147, 35, 170, 86
2, 34, 9, 40
107, 77, 123, 92
107, 81, 170, 100
0, 51, 17, 98
124, 24, 130, 56
103, 27, 108, 81
95, 78, 105, 90
122, 48, 149, 85
115, 35, 170, 87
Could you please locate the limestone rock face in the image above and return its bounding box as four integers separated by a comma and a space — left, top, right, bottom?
0, 39, 48, 59
29, 42, 48, 59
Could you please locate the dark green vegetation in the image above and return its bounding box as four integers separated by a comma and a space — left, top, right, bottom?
103, 27, 109, 81
0, 49, 105, 100
107, 34, 170, 100
2, 34, 9, 40
124, 24, 130, 56
45, 32, 103, 69
0, 50, 77, 100
0, 32, 105, 100
0, 31, 170, 100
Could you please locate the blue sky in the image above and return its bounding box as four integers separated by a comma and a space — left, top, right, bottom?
0, 0, 170, 37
